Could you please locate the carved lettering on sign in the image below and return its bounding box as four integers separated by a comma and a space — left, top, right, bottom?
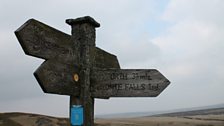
90, 69, 170, 98
93, 72, 156, 91
110, 72, 152, 80
91, 83, 160, 91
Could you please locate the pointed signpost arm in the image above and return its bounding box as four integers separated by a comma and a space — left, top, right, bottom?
91, 69, 170, 98
15, 19, 72, 61
34, 60, 80, 95
15, 19, 81, 95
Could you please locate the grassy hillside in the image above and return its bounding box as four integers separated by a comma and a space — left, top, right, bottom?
0, 112, 69, 126
0, 108, 224, 126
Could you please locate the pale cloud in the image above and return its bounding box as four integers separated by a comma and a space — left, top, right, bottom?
162, 0, 224, 23
153, 20, 218, 58
0, 0, 224, 116
151, 0, 224, 107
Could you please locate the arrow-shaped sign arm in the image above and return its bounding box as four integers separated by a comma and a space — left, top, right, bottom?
15, 19, 71, 60
34, 60, 80, 96
91, 68, 170, 98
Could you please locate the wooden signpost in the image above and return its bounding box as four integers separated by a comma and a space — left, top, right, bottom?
15, 16, 170, 126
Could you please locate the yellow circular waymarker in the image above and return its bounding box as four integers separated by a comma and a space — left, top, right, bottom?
73, 74, 79, 82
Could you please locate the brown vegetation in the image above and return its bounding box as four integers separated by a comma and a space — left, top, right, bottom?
0, 112, 223, 126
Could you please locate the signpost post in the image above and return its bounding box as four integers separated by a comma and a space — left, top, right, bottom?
15, 16, 170, 126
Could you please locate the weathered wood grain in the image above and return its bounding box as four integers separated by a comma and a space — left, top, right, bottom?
92, 47, 120, 69
34, 60, 80, 96
15, 18, 120, 97
67, 16, 99, 126
15, 19, 74, 63
91, 69, 170, 98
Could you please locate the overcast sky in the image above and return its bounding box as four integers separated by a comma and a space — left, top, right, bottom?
0, 0, 224, 117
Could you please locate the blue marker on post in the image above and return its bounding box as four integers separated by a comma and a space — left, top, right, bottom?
71, 105, 84, 126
